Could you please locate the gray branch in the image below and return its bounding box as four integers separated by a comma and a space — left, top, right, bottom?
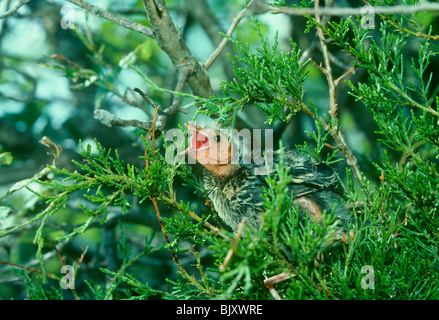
141, 0, 213, 99
255, 0, 439, 16
65, 0, 156, 38
0, 0, 31, 19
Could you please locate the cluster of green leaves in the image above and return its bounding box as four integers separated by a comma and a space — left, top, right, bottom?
0, 138, 186, 289
197, 21, 308, 126
316, 9, 439, 235
195, 3, 439, 299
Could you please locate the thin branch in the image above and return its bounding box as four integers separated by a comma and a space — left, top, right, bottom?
203, 0, 270, 71
386, 78, 438, 117
313, 0, 372, 204
65, 0, 156, 39
264, 272, 294, 300
203, 2, 250, 70
315, 1, 337, 118
94, 109, 155, 131
0, 261, 60, 281
133, 87, 165, 115
309, 58, 327, 75
184, 0, 235, 80
163, 66, 191, 116
255, 0, 439, 17
159, 193, 230, 240
334, 66, 356, 86
95, 69, 190, 135
0, 0, 30, 19
219, 218, 246, 272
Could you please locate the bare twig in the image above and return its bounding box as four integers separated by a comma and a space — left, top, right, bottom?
0, 0, 31, 19
164, 66, 191, 115
77, 246, 88, 268
253, 0, 439, 17
131, 79, 190, 134
219, 218, 246, 272
0, 261, 60, 281
203, 0, 271, 71
184, 0, 235, 80
133, 87, 164, 115
203, 2, 250, 70
313, 0, 371, 204
94, 109, 156, 131
264, 271, 295, 300
315, 1, 337, 119
309, 58, 327, 75
65, 0, 156, 38
334, 66, 356, 86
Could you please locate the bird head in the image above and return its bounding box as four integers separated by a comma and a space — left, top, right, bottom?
181, 122, 239, 177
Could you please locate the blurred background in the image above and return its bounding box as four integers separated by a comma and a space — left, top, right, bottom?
0, 0, 438, 299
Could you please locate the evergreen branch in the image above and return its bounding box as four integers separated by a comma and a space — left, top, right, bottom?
385, 79, 438, 117
159, 193, 230, 240
144, 106, 216, 297
65, 0, 156, 38
151, 196, 215, 296
381, 15, 439, 41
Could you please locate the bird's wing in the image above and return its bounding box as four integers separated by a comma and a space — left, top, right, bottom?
250, 150, 339, 199
287, 160, 338, 197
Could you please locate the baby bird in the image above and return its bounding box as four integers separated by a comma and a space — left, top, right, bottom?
182, 122, 353, 245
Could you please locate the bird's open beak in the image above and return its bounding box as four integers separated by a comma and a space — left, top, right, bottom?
178, 123, 212, 157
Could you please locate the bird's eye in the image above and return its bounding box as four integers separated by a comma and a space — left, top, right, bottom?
214, 135, 221, 143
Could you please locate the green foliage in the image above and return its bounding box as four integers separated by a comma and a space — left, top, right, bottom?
221, 21, 307, 124
1, 1, 439, 301
194, 21, 308, 126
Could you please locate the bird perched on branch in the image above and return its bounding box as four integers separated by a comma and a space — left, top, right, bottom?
181, 121, 354, 245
